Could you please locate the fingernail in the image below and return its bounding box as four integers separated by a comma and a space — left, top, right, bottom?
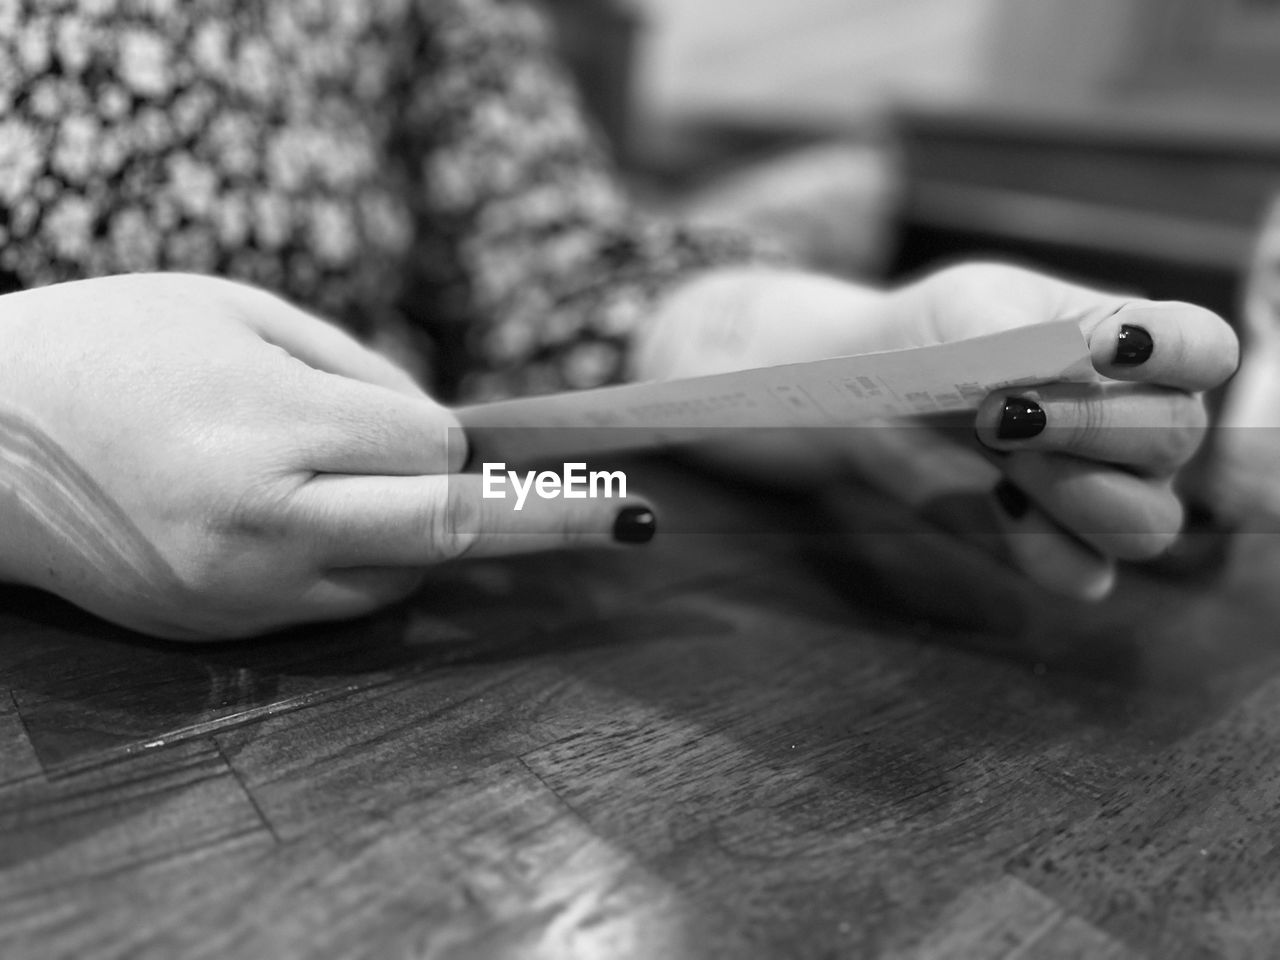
613, 506, 656, 544
993, 480, 1030, 519
1114, 324, 1153, 366
997, 398, 1046, 440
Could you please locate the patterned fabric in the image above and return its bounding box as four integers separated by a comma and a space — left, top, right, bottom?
0, 0, 767, 400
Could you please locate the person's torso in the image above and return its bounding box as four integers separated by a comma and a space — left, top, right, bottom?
0, 0, 428, 340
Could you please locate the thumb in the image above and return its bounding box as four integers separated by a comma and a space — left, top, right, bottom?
897, 263, 1133, 343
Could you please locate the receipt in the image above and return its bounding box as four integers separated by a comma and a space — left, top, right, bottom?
457, 320, 1093, 465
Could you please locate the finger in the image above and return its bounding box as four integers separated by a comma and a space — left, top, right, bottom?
1083, 301, 1239, 390
898, 266, 1237, 391
990, 479, 1117, 600
232, 285, 428, 398
802, 415, 1117, 598
278, 365, 467, 475
839, 422, 1120, 590
1000, 452, 1184, 561
976, 382, 1208, 475
893, 262, 1132, 342
289, 472, 656, 567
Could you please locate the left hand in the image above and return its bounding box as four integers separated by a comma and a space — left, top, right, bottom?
0, 274, 659, 640
636, 263, 1239, 599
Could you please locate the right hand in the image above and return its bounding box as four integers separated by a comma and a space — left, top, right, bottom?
638, 264, 1237, 599
0, 274, 655, 640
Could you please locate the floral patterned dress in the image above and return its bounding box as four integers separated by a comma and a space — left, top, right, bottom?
0, 0, 762, 400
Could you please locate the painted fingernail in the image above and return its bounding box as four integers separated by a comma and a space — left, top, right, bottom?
993, 480, 1031, 519
613, 506, 656, 544
997, 398, 1046, 440
1114, 324, 1153, 366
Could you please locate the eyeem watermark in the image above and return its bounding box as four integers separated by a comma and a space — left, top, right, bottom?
481, 462, 628, 511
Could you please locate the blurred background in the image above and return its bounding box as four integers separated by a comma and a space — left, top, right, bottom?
541, 0, 1280, 321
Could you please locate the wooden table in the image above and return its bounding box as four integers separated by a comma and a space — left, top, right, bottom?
3, 463, 1279, 959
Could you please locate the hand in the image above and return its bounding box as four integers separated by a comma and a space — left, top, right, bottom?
637, 263, 1238, 598
0, 274, 655, 640
883, 263, 1236, 597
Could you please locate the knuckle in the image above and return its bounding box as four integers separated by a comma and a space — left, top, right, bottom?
1147, 433, 1195, 474
1109, 529, 1179, 561
1147, 396, 1209, 472
1057, 390, 1208, 472
1182, 395, 1211, 433
1212, 323, 1242, 383
1061, 393, 1111, 448
1107, 489, 1184, 560
221, 477, 299, 540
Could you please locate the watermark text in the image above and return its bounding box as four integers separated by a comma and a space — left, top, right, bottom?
481, 462, 628, 511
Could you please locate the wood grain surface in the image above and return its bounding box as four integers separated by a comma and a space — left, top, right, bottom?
2, 463, 1278, 959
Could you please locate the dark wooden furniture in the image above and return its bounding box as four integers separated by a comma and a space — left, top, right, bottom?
890, 103, 1280, 319
4, 464, 1280, 958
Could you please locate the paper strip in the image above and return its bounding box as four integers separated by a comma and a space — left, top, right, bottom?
457, 320, 1093, 465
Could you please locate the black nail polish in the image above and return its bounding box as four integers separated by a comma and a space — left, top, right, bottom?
1114, 324, 1153, 366
613, 506, 656, 544
997, 398, 1046, 440
994, 480, 1031, 519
